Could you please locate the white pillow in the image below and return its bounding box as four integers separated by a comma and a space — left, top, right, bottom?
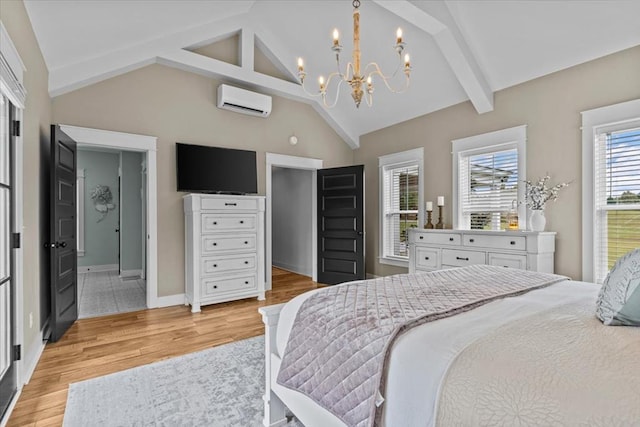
596, 248, 640, 326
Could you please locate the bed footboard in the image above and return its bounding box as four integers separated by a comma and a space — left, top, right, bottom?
259, 304, 287, 427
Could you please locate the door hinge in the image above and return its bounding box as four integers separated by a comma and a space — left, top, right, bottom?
12, 120, 20, 137
13, 344, 21, 361
11, 233, 20, 249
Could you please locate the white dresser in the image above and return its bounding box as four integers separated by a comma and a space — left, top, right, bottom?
409, 229, 556, 274
184, 194, 265, 312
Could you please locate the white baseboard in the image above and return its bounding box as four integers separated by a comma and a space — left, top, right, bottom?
156, 293, 186, 308
78, 264, 118, 273
120, 269, 142, 279
272, 261, 312, 278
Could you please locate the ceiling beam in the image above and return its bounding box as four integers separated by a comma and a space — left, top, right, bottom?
373, 0, 493, 113
47, 11, 358, 149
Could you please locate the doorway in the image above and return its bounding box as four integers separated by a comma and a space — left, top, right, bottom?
265, 153, 322, 290
58, 125, 158, 314
76, 147, 146, 318
0, 92, 17, 419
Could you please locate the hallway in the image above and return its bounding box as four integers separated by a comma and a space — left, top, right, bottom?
78, 271, 146, 319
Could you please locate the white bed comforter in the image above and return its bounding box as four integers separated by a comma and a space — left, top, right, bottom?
276, 278, 600, 427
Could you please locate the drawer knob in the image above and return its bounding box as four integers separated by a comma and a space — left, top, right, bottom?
449, 237, 454, 242
213, 264, 217, 268
456, 256, 469, 261
419, 236, 424, 240
244, 241, 249, 245
213, 243, 217, 246
240, 220, 244, 224
244, 261, 249, 264
213, 221, 217, 225
469, 239, 475, 243
225, 202, 237, 206
213, 285, 218, 289
245, 281, 249, 284
425, 256, 430, 260
510, 241, 516, 245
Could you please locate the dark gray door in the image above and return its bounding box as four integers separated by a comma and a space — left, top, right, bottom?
0, 94, 17, 418
317, 165, 365, 285
49, 125, 78, 342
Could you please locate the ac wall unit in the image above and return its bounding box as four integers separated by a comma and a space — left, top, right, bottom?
216, 84, 272, 118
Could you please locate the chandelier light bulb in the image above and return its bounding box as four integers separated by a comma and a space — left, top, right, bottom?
404, 54, 411, 67
297, 57, 304, 71
396, 28, 403, 44
333, 28, 340, 46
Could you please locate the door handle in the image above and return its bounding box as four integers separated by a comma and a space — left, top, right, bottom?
45, 241, 67, 248
357, 231, 364, 236
115, 229, 120, 233
59, 241, 67, 248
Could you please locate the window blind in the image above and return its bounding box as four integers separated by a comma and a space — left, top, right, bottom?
382, 163, 419, 258
459, 148, 518, 230
594, 124, 640, 282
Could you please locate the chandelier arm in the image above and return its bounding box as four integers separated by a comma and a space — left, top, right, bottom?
321, 78, 345, 108
366, 63, 411, 94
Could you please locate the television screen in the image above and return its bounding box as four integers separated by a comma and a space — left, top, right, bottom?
176, 143, 257, 194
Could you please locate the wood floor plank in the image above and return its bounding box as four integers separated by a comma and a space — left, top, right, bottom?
7, 268, 320, 427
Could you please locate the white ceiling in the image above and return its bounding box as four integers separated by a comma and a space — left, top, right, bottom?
23, 0, 640, 148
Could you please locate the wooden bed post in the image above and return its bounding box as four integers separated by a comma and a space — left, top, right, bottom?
259, 304, 287, 427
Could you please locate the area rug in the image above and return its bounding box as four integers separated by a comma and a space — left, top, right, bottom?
63, 336, 303, 427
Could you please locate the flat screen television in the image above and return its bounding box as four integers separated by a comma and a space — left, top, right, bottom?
176, 143, 257, 194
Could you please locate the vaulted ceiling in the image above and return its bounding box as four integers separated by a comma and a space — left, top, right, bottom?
24, 0, 640, 148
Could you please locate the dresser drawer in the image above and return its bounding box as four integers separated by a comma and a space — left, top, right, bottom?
202, 254, 256, 275
201, 197, 258, 211
201, 234, 256, 254
488, 252, 527, 269
415, 247, 439, 270
414, 232, 461, 246
463, 234, 526, 251
202, 214, 256, 232
201, 274, 257, 298
442, 249, 486, 267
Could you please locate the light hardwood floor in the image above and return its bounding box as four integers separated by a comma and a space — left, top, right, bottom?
8, 267, 320, 427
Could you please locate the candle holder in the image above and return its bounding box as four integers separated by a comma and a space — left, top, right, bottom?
435, 205, 444, 229
424, 211, 434, 229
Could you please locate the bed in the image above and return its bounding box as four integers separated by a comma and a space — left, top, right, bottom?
258, 265, 640, 427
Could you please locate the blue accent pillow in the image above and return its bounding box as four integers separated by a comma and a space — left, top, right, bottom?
596, 248, 640, 326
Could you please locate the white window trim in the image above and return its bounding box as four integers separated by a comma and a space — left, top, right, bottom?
452, 125, 527, 230
581, 98, 640, 282
0, 21, 26, 109
378, 147, 424, 267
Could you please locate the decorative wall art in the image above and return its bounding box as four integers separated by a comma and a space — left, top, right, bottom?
90, 184, 116, 222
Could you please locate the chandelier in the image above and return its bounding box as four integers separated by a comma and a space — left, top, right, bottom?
296, 0, 411, 108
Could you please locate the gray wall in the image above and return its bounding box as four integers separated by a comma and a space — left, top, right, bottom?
77, 150, 120, 267
272, 167, 313, 276
120, 151, 144, 272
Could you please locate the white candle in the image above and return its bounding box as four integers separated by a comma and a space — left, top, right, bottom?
426, 201, 433, 211
437, 196, 444, 206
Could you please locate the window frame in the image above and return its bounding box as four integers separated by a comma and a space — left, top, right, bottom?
581, 98, 640, 282
452, 125, 527, 230
378, 147, 424, 267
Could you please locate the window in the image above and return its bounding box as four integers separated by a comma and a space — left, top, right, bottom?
379, 148, 423, 266
453, 126, 526, 230
582, 99, 640, 283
